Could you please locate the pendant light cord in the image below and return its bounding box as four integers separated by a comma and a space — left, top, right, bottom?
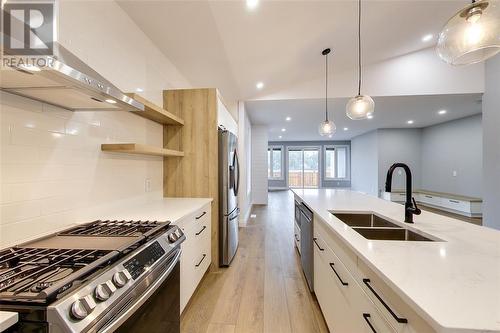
325, 51, 328, 121
357, 0, 362, 96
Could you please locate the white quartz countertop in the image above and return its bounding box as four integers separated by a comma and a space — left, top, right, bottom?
292, 189, 500, 333
97, 197, 213, 223
0, 311, 18, 332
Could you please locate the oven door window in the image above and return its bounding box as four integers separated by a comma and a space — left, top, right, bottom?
114, 262, 180, 333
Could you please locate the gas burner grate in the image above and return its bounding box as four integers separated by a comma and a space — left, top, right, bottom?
59, 220, 169, 237
0, 247, 117, 301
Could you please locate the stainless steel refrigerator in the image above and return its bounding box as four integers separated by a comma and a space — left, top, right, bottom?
218, 128, 240, 266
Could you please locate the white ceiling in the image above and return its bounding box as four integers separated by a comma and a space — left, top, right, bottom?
246, 94, 483, 141
117, 0, 468, 105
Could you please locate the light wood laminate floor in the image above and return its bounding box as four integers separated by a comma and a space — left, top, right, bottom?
181, 190, 328, 333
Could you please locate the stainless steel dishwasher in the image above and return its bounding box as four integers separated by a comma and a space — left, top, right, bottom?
299, 203, 314, 292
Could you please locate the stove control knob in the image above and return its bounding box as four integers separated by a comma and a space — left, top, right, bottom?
113, 270, 132, 288
168, 232, 178, 243
70, 295, 96, 320
94, 280, 117, 301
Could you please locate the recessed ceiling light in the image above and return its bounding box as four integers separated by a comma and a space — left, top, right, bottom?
105, 99, 117, 104
343, 127, 348, 131
281, 128, 286, 132
438, 109, 447, 115
256, 81, 264, 89
367, 114, 373, 119
246, 0, 259, 10
278, 135, 282, 139
286, 116, 291, 121
407, 120, 414, 124
136, 88, 144, 92
328, 134, 333, 138
421, 34, 433, 42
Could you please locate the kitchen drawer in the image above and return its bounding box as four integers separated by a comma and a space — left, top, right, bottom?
314, 240, 396, 333
418, 193, 442, 206
314, 217, 358, 275
176, 203, 211, 232
440, 198, 470, 213
357, 260, 437, 333
294, 221, 301, 253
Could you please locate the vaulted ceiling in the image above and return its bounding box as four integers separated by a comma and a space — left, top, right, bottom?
118, 1, 468, 105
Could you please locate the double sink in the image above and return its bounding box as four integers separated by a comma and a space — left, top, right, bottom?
331, 212, 438, 242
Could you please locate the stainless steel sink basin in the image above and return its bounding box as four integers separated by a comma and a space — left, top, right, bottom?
331, 213, 402, 228
352, 227, 435, 241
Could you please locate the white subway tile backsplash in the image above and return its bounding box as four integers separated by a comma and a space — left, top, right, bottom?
1, 200, 42, 224
0, 93, 164, 247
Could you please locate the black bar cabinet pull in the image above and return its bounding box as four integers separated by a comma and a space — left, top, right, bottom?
329, 263, 348, 286
313, 238, 324, 251
362, 313, 377, 333
195, 211, 206, 220
195, 226, 207, 236
195, 254, 206, 267
363, 279, 408, 324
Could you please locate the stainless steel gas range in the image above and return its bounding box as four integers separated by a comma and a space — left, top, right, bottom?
0, 220, 185, 333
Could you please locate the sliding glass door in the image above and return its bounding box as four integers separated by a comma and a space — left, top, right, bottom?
288, 147, 320, 188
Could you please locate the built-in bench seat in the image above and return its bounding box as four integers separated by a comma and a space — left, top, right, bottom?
382, 189, 482, 217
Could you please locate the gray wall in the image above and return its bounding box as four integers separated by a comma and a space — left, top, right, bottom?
421, 115, 482, 197
351, 131, 379, 196
377, 129, 422, 195
482, 55, 500, 230
267, 140, 351, 189
351, 117, 483, 199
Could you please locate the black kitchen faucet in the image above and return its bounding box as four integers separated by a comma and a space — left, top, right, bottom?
385, 163, 421, 223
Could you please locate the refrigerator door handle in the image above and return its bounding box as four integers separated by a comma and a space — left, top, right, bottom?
233, 150, 240, 196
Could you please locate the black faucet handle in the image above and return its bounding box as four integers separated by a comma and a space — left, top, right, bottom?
412, 197, 422, 215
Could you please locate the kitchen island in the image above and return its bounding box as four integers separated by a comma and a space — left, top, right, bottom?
293, 188, 500, 333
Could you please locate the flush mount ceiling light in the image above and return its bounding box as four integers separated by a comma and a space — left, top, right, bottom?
438, 109, 448, 115
346, 0, 374, 120
318, 48, 336, 136
281, 128, 286, 132
407, 120, 414, 124
256, 81, 264, 89
343, 127, 349, 131
286, 116, 291, 121
437, 0, 500, 65
136, 88, 144, 92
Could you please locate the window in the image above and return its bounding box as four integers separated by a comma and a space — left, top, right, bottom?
324, 145, 350, 180
268, 146, 283, 179
288, 147, 320, 188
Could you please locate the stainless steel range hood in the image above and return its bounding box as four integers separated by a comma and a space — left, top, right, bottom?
1, 42, 145, 112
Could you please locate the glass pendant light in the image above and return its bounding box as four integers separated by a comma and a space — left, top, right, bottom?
436, 0, 500, 65
319, 48, 336, 136
346, 0, 374, 120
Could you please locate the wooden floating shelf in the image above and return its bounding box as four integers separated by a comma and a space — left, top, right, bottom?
101, 143, 184, 157
126, 93, 184, 126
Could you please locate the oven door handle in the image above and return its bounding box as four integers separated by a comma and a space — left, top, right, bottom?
98, 248, 182, 333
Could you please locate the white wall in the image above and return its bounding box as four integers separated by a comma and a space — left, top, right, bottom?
0, 1, 191, 247
482, 55, 500, 230
377, 129, 422, 195
259, 48, 485, 101
421, 115, 482, 197
251, 126, 268, 205
351, 130, 378, 196
237, 102, 252, 225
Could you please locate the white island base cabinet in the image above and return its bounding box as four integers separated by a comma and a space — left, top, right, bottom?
313, 218, 436, 333
176, 203, 212, 313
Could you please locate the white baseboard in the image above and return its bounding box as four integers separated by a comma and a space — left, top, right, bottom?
269, 187, 288, 191
239, 204, 253, 227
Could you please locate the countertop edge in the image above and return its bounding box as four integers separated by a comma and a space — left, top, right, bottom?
0, 311, 18, 332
